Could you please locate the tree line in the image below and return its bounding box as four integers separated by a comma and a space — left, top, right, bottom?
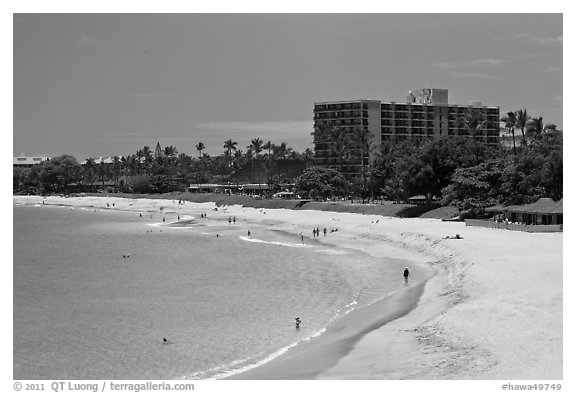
13, 139, 314, 195
14, 108, 562, 215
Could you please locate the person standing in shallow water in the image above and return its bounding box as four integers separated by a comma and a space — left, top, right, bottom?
403, 267, 410, 284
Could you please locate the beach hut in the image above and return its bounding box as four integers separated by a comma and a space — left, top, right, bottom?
487, 198, 563, 225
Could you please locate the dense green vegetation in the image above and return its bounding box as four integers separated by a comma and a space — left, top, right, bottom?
14, 109, 562, 215
13, 140, 314, 195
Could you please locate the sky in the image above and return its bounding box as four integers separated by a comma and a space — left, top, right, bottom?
13, 12, 563, 160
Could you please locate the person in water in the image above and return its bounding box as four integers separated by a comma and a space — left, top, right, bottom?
403, 267, 410, 283
295, 317, 301, 328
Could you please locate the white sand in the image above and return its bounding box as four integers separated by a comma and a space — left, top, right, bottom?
14, 195, 563, 379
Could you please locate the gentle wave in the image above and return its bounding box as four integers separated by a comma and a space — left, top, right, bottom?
238, 235, 312, 248
159, 217, 196, 227
314, 249, 348, 256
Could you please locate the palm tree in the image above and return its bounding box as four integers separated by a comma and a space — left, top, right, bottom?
526, 116, 557, 143
302, 148, 314, 168
330, 127, 352, 191
163, 145, 178, 158
457, 108, 487, 140
514, 109, 529, 146
195, 142, 205, 158
311, 124, 334, 166
231, 149, 243, 168
223, 139, 238, 169
112, 156, 122, 189
262, 141, 273, 158
83, 158, 96, 189
501, 111, 518, 155
248, 138, 263, 157
352, 127, 375, 200
161, 146, 178, 180
247, 138, 263, 186
120, 156, 128, 177
274, 142, 291, 160
97, 161, 110, 189
223, 139, 238, 156
127, 154, 140, 176
136, 146, 153, 175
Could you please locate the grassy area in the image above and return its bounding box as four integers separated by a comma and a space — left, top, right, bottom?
86, 192, 458, 219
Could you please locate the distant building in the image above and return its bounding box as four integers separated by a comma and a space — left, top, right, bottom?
313, 88, 500, 171
80, 157, 116, 165
13, 156, 50, 168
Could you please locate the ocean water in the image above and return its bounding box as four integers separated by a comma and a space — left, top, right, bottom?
13, 202, 410, 380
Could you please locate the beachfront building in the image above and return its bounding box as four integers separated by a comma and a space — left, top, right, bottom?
13, 156, 50, 168
312, 88, 500, 171
467, 198, 563, 233
487, 198, 563, 226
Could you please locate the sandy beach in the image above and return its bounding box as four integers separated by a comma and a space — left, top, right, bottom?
13, 195, 563, 380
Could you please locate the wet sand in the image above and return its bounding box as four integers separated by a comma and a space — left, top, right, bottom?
227, 280, 428, 379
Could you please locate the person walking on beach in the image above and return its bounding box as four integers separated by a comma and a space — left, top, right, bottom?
403, 267, 410, 284
300, 232, 304, 243
323, 227, 327, 237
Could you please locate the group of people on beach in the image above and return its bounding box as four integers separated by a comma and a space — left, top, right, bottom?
312, 227, 328, 237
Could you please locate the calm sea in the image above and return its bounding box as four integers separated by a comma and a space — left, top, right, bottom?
13, 202, 408, 380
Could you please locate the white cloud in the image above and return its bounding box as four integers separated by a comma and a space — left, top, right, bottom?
193, 120, 312, 135
432, 58, 506, 70
494, 33, 562, 46
451, 72, 495, 79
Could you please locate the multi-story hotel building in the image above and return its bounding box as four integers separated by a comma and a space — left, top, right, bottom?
313, 88, 500, 170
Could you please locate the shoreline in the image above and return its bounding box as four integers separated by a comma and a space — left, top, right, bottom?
13, 195, 563, 380
224, 280, 429, 379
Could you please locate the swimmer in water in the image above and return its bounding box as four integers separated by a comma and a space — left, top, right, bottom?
295, 317, 301, 329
